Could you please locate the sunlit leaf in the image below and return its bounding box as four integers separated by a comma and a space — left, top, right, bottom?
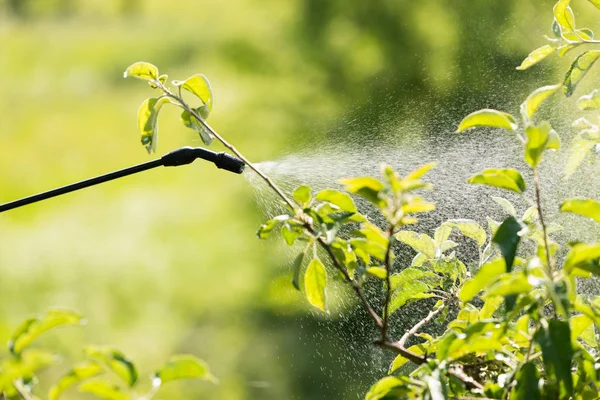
181, 109, 213, 146
389, 345, 425, 373
516, 45, 556, 71
180, 74, 213, 114
570, 314, 596, 347
553, 0, 575, 32
587, 0, 600, 10
349, 238, 387, 260
49, 361, 104, 400
366, 267, 387, 279
293, 186, 311, 206
491, 196, 516, 217
493, 216, 525, 273
564, 243, 600, 275
78, 381, 131, 400
560, 198, 600, 223
354, 222, 389, 247
389, 268, 439, 314
394, 231, 436, 258
85, 346, 138, 387
442, 219, 487, 247
153, 355, 217, 387
577, 89, 600, 110
365, 376, 409, 400
525, 122, 560, 167
138, 97, 171, 153
123, 62, 159, 81
457, 109, 518, 132
405, 162, 437, 181
257, 215, 288, 239
484, 272, 532, 297
564, 51, 600, 97
520, 84, 561, 120
458, 260, 505, 303
534, 320, 573, 397
339, 177, 385, 207
9, 309, 84, 356
467, 169, 526, 194
291, 251, 306, 290
304, 259, 327, 311
510, 362, 541, 400
401, 199, 435, 214
315, 190, 357, 213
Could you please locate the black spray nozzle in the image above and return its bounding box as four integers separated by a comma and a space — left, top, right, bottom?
161, 147, 245, 174
0, 146, 245, 213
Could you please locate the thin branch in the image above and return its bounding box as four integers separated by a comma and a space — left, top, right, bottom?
381, 224, 395, 341
533, 169, 552, 279
13, 380, 35, 400
398, 302, 446, 349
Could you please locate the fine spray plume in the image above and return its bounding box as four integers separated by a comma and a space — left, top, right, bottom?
0, 146, 245, 214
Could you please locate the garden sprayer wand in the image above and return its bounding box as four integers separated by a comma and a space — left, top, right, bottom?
0, 146, 245, 214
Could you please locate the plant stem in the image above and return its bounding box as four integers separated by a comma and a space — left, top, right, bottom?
398, 301, 446, 350
13, 380, 34, 400
381, 224, 395, 341
533, 168, 552, 278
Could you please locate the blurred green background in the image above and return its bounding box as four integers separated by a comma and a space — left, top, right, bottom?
0, 0, 592, 398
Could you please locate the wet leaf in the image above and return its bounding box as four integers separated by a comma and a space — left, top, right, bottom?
394, 231, 436, 258
339, 177, 385, 207
405, 162, 437, 180
123, 62, 159, 81
458, 259, 505, 302
577, 89, 600, 110
389, 345, 425, 373
560, 198, 600, 223
553, 0, 575, 32
304, 259, 327, 311
153, 355, 217, 386
467, 168, 526, 194
564, 243, 600, 275
493, 216, 525, 273
354, 222, 389, 248
293, 186, 311, 206
442, 219, 487, 247
457, 109, 518, 132
349, 238, 387, 260
366, 267, 387, 279
315, 190, 357, 213
78, 381, 131, 400
85, 346, 138, 387
516, 45, 556, 71
564, 51, 600, 97
520, 84, 561, 120
49, 361, 104, 400
534, 320, 573, 397
9, 309, 84, 356
525, 122, 560, 167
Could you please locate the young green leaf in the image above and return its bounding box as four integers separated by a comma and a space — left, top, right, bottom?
78, 380, 131, 400
181, 109, 214, 145
510, 362, 541, 400
458, 259, 505, 302
291, 251, 306, 290
524, 122, 560, 167
339, 177, 385, 207
520, 84, 561, 121
9, 309, 84, 356
492, 216, 525, 273
257, 215, 288, 239
315, 190, 357, 213
49, 361, 104, 400
467, 168, 526, 194
491, 196, 516, 217
553, 0, 575, 32
456, 109, 518, 132
565, 134, 598, 177
442, 219, 487, 247
293, 186, 311, 206
153, 355, 217, 387
560, 198, 600, 223
179, 74, 213, 114
85, 346, 138, 387
587, 0, 600, 9
366, 267, 387, 279
389, 345, 425, 373
304, 259, 327, 311
365, 376, 408, 400
349, 238, 387, 260
516, 45, 556, 71
138, 97, 171, 153
405, 162, 437, 181
577, 89, 600, 110
563, 243, 600, 274
534, 320, 573, 397
564, 51, 600, 97
394, 231, 436, 258
123, 62, 159, 81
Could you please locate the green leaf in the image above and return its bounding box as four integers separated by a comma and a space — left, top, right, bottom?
458, 259, 505, 302
577, 89, 600, 110
456, 109, 518, 132
365, 376, 408, 400
138, 97, 171, 153
520, 84, 561, 121
534, 320, 574, 397
179, 74, 213, 115
49, 361, 104, 400
123, 62, 159, 81
564, 51, 600, 97
491, 196, 516, 217
552, 20, 562, 38
560, 198, 600, 223
553, 0, 575, 32
257, 215, 288, 239
405, 162, 437, 181
442, 219, 487, 247
78, 381, 131, 400
9, 309, 84, 356
291, 251, 306, 290
349, 238, 387, 260
484, 273, 532, 297
565, 134, 597, 177
510, 362, 541, 400
304, 259, 327, 311
293, 186, 311, 206
85, 346, 138, 387
339, 177, 385, 207
366, 267, 387, 279
493, 216, 524, 273
394, 231, 436, 258
516, 45, 556, 71
181, 109, 214, 146
153, 355, 217, 387
389, 268, 439, 314
467, 168, 526, 194
587, 0, 600, 9
570, 314, 596, 346
315, 190, 357, 213
564, 243, 600, 275
524, 122, 560, 167
389, 345, 425, 373
354, 222, 389, 247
